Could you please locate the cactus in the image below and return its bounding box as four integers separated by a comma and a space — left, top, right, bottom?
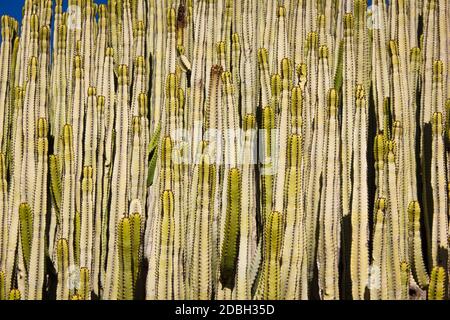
409, 201, 429, 288
281, 133, 307, 300
0, 0, 448, 301
255, 211, 283, 300
118, 216, 133, 300
219, 168, 241, 290
370, 198, 385, 300
18, 203, 32, 275
79, 267, 90, 300
56, 238, 69, 300
186, 154, 216, 300
428, 266, 446, 300
350, 86, 370, 300
318, 88, 341, 300
0, 270, 5, 300
8, 289, 21, 300
49, 155, 62, 222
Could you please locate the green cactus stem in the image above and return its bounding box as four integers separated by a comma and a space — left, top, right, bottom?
8, 289, 21, 300
255, 211, 283, 300
18, 203, 32, 274
118, 216, 133, 300
219, 168, 241, 290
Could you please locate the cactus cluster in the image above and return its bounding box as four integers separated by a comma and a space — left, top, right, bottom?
0, 0, 448, 300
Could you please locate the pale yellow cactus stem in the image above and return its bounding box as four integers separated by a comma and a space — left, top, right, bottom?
166, 7, 176, 74
273, 6, 288, 74
273, 59, 292, 215
235, 114, 257, 300
4, 88, 24, 292
187, 153, 215, 300
318, 89, 340, 300
371, 198, 385, 300
0, 17, 13, 155
28, 118, 48, 300
304, 34, 325, 285
408, 201, 429, 289
0, 154, 7, 273
258, 48, 271, 109
156, 190, 175, 299
342, 14, 355, 219
350, 86, 369, 300
372, 0, 390, 132
385, 139, 403, 299
0, 0, 446, 302
92, 95, 105, 297
105, 64, 130, 300
80, 166, 93, 269
255, 211, 283, 300
281, 133, 307, 300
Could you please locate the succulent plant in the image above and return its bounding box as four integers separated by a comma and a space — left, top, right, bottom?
0, 0, 447, 301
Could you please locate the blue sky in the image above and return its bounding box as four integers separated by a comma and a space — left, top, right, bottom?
0, 2, 24, 21
0, 0, 108, 22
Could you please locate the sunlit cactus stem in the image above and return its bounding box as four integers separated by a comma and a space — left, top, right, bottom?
219, 168, 241, 291
0, 0, 447, 302
255, 211, 283, 300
